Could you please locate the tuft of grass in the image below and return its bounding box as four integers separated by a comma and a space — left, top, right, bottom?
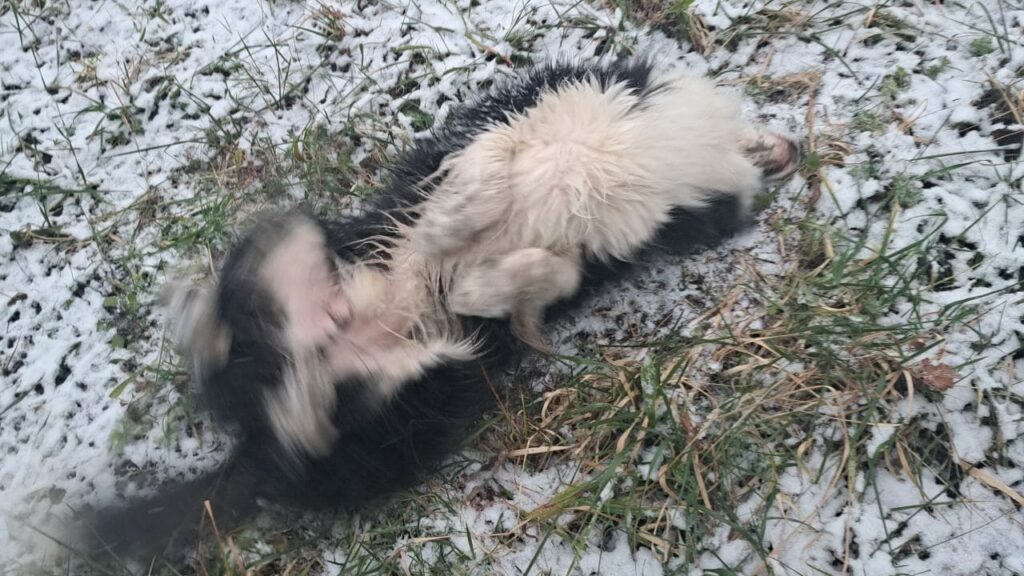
923, 56, 951, 80
850, 109, 886, 134
969, 36, 996, 57
398, 100, 436, 133
740, 71, 821, 105
885, 174, 923, 208
863, 9, 919, 45
618, 0, 710, 53
879, 67, 911, 100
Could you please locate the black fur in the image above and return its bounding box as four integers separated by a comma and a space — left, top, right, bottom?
81, 59, 756, 567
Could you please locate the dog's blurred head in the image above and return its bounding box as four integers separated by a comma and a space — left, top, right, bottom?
163, 210, 477, 464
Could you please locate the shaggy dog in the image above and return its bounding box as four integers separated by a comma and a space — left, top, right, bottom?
79, 59, 800, 565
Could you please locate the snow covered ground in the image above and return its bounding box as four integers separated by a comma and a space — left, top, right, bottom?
1, 0, 1023, 574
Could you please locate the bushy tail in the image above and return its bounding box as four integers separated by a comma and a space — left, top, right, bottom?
78, 449, 263, 568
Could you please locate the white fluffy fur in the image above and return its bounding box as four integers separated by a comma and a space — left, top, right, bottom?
410, 73, 787, 344
413, 75, 764, 262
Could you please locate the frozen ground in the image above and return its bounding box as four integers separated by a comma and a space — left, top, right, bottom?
1, 0, 1023, 574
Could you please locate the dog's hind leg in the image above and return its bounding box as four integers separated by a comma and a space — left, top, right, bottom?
448, 248, 581, 350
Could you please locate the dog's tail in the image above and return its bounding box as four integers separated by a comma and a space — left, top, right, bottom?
78, 446, 265, 568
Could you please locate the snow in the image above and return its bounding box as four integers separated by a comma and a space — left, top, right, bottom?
3, 0, 1024, 573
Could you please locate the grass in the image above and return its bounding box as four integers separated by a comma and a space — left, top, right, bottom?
480, 200, 1001, 572
4, 0, 1024, 574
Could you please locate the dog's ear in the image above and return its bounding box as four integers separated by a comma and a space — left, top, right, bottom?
160, 280, 231, 377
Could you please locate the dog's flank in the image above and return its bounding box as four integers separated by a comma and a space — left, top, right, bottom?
78, 59, 801, 568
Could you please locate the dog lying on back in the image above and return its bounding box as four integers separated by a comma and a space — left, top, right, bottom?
79, 60, 800, 566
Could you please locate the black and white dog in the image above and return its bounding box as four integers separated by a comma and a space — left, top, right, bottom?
79, 60, 800, 564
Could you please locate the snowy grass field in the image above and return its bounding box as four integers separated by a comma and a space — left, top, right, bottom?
2, 0, 1024, 574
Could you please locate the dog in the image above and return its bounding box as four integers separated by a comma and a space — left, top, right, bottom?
77, 59, 800, 566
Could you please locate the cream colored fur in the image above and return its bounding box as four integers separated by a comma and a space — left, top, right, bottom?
410, 73, 789, 345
